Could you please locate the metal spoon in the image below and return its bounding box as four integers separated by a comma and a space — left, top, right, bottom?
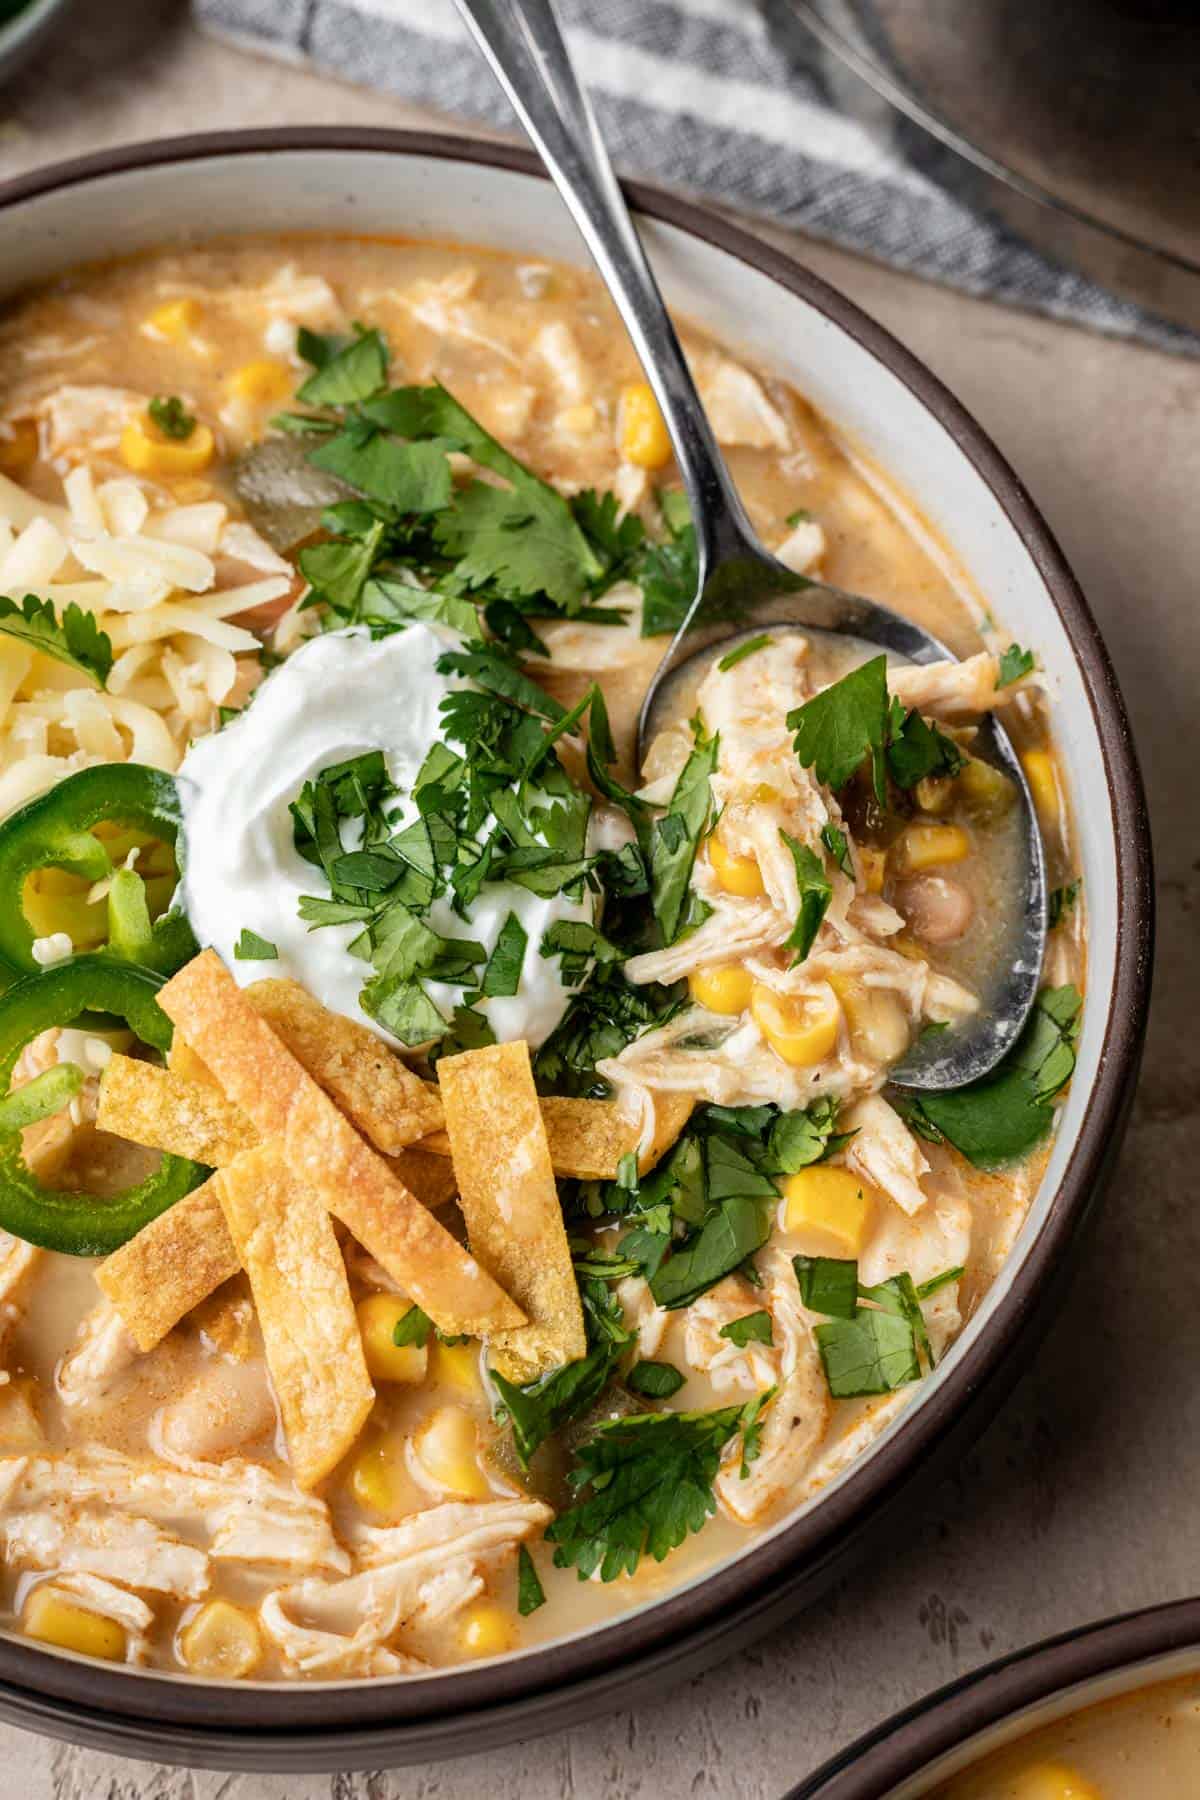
470, 0, 1047, 1085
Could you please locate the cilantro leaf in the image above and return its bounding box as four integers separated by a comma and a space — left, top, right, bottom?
517, 1544, 547, 1617
997, 644, 1035, 687
651, 722, 719, 944
534, 966, 685, 1099
298, 519, 385, 618
540, 919, 621, 985
906, 985, 1081, 1167
491, 1282, 632, 1466
147, 395, 195, 440
571, 488, 646, 576
886, 706, 964, 789
545, 1400, 760, 1581
815, 1309, 921, 1398
481, 911, 527, 998
820, 822, 853, 876
233, 928, 278, 961
719, 1310, 773, 1348
788, 655, 889, 798
297, 326, 389, 406
650, 1194, 772, 1310
638, 495, 699, 638
793, 1254, 859, 1319
359, 974, 447, 1046
1049, 879, 1080, 929
364, 382, 603, 609
392, 1304, 434, 1349
436, 647, 565, 721
780, 831, 832, 964
718, 633, 772, 672
0, 594, 113, 689
626, 1360, 686, 1399
768, 1097, 849, 1171
308, 427, 452, 513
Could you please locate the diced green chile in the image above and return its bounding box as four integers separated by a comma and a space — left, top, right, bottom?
0, 958, 206, 1254
0, 763, 197, 975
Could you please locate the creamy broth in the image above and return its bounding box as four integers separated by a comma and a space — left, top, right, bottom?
930, 1672, 1200, 1798
0, 235, 1083, 1680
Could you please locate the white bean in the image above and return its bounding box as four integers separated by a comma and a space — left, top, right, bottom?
897, 875, 974, 945
155, 1357, 275, 1462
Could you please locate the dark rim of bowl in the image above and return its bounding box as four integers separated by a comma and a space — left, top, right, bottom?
0, 127, 1155, 1735
790, 1596, 1200, 1798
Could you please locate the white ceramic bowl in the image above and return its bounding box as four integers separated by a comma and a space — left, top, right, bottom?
0, 130, 1153, 1770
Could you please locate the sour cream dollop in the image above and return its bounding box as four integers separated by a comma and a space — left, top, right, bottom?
178, 625, 594, 1048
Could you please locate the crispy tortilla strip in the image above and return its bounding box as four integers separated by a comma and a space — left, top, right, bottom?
416, 1087, 694, 1178
215, 1141, 373, 1490
100, 1055, 455, 1211
437, 1042, 585, 1384
159, 953, 522, 1337
96, 1176, 239, 1353
98, 1055, 257, 1168
245, 979, 442, 1152
168, 1037, 222, 1088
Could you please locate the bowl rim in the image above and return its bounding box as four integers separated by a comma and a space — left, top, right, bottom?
0, 126, 1154, 1740
789, 1596, 1200, 1797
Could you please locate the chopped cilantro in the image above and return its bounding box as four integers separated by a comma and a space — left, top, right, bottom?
0, 594, 112, 689
147, 394, 196, 440
540, 920, 621, 986
638, 491, 698, 638
626, 1360, 686, 1399
997, 644, 1035, 687
546, 1398, 765, 1581
886, 705, 964, 789
296, 325, 389, 407
788, 654, 889, 800
780, 831, 832, 964
815, 1308, 921, 1398
491, 1281, 632, 1466
516, 1544, 547, 1617
793, 1254, 859, 1319
820, 822, 853, 876
915, 1265, 964, 1300
392, 1304, 433, 1349
650, 1194, 772, 1310
718, 633, 772, 673
481, 911, 527, 998
233, 928, 278, 961
650, 720, 719, 944
906, 985, 1081, 1168
1049, 879, 1080, 929
719, 1310, 773, 1348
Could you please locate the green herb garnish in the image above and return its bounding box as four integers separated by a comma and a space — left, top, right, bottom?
0, 594, 112, 689
233, 928, 278, 961
147, 395, 196, 440
719, 1310, 773, 1348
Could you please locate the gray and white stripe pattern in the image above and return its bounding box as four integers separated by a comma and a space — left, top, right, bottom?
196, 0, 1193, 354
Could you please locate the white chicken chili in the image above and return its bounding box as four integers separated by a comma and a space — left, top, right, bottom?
0, 235, 1084, 1679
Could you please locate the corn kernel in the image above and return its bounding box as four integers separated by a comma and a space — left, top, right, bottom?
958, 755, 1015, 822
1009, 1762, 1103, 1800
751, 982, 840, 1067
430, 1335, 482, 1398
689, 963, 754, 1015
1021, 748, 1060, 828
914, 774, 953, 814
356, 1294, 429, 1385
0, 419, 38, 474
892, 823, 970, 875
24, 1589, 125, 1661
782, 1166, 873, 1256
827, 973, 910, 1064
120, 413, 215, 478
458, 1601, 516, 1658
179, 1600, 263, 1679
411, 1404, 491, 1500
143, 296, 203, 343
348, 1436, 407, 1518
227, 358, 293, 407
558, 402, 597, 435
708, 832, 766, 898
620, 382, 673, 469
857, 846, 887, 894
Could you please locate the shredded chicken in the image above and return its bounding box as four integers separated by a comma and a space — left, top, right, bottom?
261, 1500, 549, 1677
713, 1252, 828, 1524
56, 1301, 140, 1408
684, 1276, 777, 1396
840, 1093, 931, 1217
889, 652, 1012, 720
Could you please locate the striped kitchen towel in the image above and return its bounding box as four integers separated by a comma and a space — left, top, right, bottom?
196, 0, 1193, 354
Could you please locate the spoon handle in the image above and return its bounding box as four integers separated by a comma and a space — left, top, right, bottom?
454, 0, 757, 569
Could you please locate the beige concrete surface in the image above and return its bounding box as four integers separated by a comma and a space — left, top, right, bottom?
0, 4, 1192, 1796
